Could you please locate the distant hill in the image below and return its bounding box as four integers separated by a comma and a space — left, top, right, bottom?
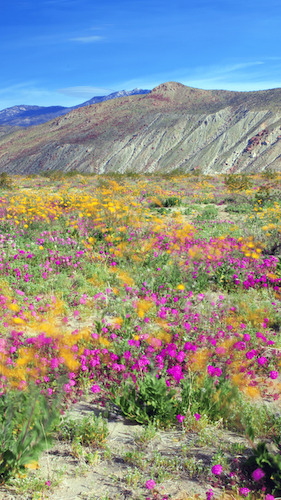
0, 89, 150, 128
74, 88, 151, 108
2, 81, 281, 174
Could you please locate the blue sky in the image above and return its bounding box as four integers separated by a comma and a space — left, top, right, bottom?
1, 0, 281, 109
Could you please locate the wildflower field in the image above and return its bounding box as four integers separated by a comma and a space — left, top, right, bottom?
0, 171, 281, 500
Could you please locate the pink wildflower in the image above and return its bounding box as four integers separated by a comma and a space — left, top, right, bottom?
79, 295, 87, 304
91, 384, 101, 393
270, 370, 278, 379
194, 413, 201, 420
211, 464, 223, 475
246, 349, 257, 360
206, 488, 214, 499
166, 364, 184, 383
145, 479, 156, 490
239, 487, 250, 496
176, 414, 185, 423
207, 365, 216, 376
252, 468, 265, 481
216, 346, 226, 355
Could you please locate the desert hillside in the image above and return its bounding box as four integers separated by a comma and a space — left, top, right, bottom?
1, 82, 281, 174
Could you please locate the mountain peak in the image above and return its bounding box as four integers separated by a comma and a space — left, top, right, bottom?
150, 81, 188, 93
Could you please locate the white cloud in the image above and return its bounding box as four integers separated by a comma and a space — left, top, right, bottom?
181, 61, 281, 91
57, 86, 114, 98
69, 36, 104, 43
0, 81, 38, 96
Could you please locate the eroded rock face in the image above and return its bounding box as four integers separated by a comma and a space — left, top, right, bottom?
2, 82, 281, 174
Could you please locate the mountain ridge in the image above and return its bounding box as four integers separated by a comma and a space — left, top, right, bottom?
1, 81, 281, 174
0, 89, 150, 128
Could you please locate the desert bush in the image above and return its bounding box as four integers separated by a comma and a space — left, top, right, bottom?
261, 169, 277, 180
59, 414, 108, 448
224, 174, 252, 192
180, 375, 241, 427
225, 203, 252, 214
244, 441, 281, 495
162, 196, 181, 207
112, 373, 178, 426
26, 173, 38, 179
0, 172, 13, 189
188, 167, 202, 177
196, 205, 218, 221
64, 169, 80, 177
49, 170, 65, 180
148, 197, 163, 208
263, 232, 281, 257
254, 183, 274, 206
0, 386, 61, 482
40, 169, 70, 180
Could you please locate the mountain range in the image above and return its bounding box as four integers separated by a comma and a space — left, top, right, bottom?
1, 81, 281, 174
0, 89, 150, 128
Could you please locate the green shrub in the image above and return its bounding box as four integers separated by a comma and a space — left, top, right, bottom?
196, 206, 218, 221
0, 172, 13, 189
225, 203, 252, 214
65, 169, 80, 178
244, 441, 281, 495
261, 169, 277, 180
112, 373, 178, 426
0, 386, 61, 482
224, 174, 252, 192
254, 183, 273, 206
162, 196, 181, 207
180, 375, 241, 427
60, 414, 108, 448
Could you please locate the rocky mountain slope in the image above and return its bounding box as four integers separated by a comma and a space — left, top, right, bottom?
0, 89, 150, 128
1, 81, 281, 174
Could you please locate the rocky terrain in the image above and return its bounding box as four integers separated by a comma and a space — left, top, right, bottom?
1, 81, 281, 174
